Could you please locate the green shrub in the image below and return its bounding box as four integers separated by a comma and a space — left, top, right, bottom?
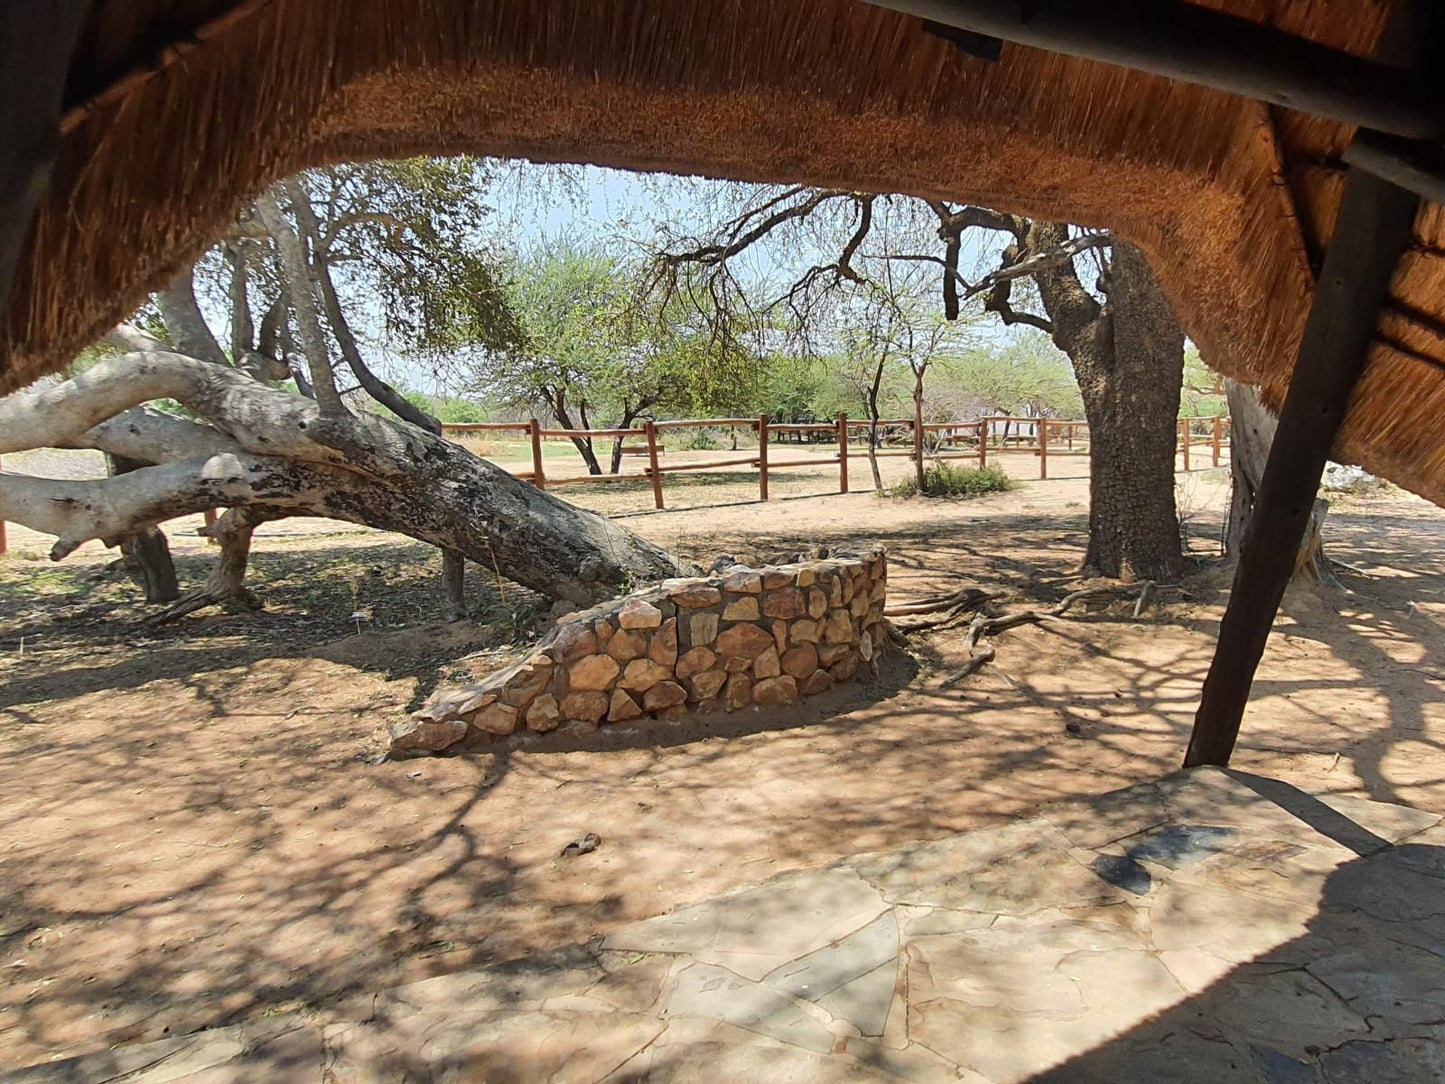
888, 462, 1015, 499
681, 428, 718, 451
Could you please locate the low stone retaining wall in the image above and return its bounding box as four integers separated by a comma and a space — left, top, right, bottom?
390, 549, 887, 755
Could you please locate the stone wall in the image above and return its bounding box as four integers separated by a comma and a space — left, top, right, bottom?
390, 549, 888, 755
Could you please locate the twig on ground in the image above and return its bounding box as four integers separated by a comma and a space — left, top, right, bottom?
1133, 580, 1154, 618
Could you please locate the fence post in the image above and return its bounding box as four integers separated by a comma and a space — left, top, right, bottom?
1181, 418, 1191, 472
912, 415, 923, 476
1039, 418, 1049, 479
645, 421, 665, 510
757, 414, 770, 500
1212, 415, 1222, 467
837, 412, 849, 494
978, 420, 988, 467
529, 419, 547, 490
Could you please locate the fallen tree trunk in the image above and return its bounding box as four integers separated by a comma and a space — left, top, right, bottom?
0, 350, 689, 607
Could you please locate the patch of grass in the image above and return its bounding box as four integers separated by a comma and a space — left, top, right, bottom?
888, 463, 1016, 500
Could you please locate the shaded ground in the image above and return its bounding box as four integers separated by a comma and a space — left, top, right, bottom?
19, 768, 1443, 1083
0, 467, 1440, 1071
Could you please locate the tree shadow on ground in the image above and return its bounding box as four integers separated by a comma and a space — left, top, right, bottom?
1029, 777, 1445, 1083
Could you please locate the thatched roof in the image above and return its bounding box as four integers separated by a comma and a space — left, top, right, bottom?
7, 0, 1445, 503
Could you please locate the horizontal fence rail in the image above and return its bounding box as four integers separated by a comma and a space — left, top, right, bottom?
437, 413, 1232, 511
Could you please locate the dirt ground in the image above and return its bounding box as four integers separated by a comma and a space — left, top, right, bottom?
0, 456, 1441, 1072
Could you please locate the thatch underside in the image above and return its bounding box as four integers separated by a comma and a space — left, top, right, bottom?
10, 0, 1445, 504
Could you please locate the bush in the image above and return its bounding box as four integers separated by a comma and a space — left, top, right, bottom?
681, 428, 718, 451
888, 462, 1015, 499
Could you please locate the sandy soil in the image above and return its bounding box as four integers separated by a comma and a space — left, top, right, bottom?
0, 463, 1441, 1071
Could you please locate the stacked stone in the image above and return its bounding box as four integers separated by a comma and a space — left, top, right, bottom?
391, 550, 887, 755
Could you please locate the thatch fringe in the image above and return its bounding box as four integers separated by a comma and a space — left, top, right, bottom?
7, 0, 1445, 503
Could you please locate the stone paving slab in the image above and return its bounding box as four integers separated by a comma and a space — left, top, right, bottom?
7, 767, 1444, 1083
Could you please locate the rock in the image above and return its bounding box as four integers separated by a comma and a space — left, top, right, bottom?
771, 620, 789, 652
500, 659, 553, 707
689, 669, 728, 700
781, 643, 819, 680
676, 646, 716, 680
561, 690, 609, 724
618, 598, 664, 629
796, 566, 815, 587
762, 569, 797, 590
643, 681, 688, 712
451, 687, 499, 718
526, 694, 562, 732
608, 689, 644, 722
593, 619, 616, 646
753, 675, 799, 705
871, 580, 888, 603
859, 634, 874, 662
723, 655, 752, 673
724, 673, 753, 710
807, 588, 828, 619
649, 618, 678, 667
830, 650, 861, 682
569, 654, 621, 691
753, 645, 781, 679
762, 587, 806, 619
791, 619, 820, 643
388, 718, 466, 755
722, 596, 760, 621
715, 622, 775, 659
828, 575, 846, 607
801, 669, 834, 696
670, 584, 723, 608
552, 623, 599, 662
619, 658, 672, 692
560, 832, 602, 857
721, 567, 763, 594
709, 554, 740, 573
696, 697, 723, 714
473, 702, 520, 735
657, 704, 689, 721
823, 608, 856, 645
606, 627, 649, 662
864, 602, 884, 627
689, 612, 720, 647
851, 592, 871, 618
818, 642, 852, 667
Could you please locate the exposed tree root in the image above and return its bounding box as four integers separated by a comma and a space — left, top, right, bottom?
884, 581, 1167, 689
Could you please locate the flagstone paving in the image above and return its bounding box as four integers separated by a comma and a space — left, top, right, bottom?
7, 767, 1444, 1082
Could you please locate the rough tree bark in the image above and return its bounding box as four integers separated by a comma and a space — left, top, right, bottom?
1224, 378, 1334, 582
1016, 226, 1186, 580
0, 351, 689, 613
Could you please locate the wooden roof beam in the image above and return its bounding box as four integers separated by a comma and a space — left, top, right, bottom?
863, 0, 1444, 140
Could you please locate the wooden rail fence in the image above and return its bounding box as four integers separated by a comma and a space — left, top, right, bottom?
439, 414, 1231, 512
0, 417, 1230, 553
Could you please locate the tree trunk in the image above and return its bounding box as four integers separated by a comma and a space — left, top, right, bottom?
864, 354, 886, 491
1029, 228, 1185, 581
104, 452, 180, 603
1224, 378, 1333, 581
912, 367, 927, 491
155, 507, 266, 622
0, 351, 690, 609
441, 549, 467, 620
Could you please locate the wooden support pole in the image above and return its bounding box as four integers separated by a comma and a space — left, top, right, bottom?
838, 412, 850, 493
1184, 166, 1420, 768
1038, 418, 1049, 479
529, 418, 546, 490
645, 420, 665, 510
1180, 418, 1191, 472
757, 415, 770, 501
1212, 416, 1223, 467
978, 420, 987, 467
0, 4, 88, 348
